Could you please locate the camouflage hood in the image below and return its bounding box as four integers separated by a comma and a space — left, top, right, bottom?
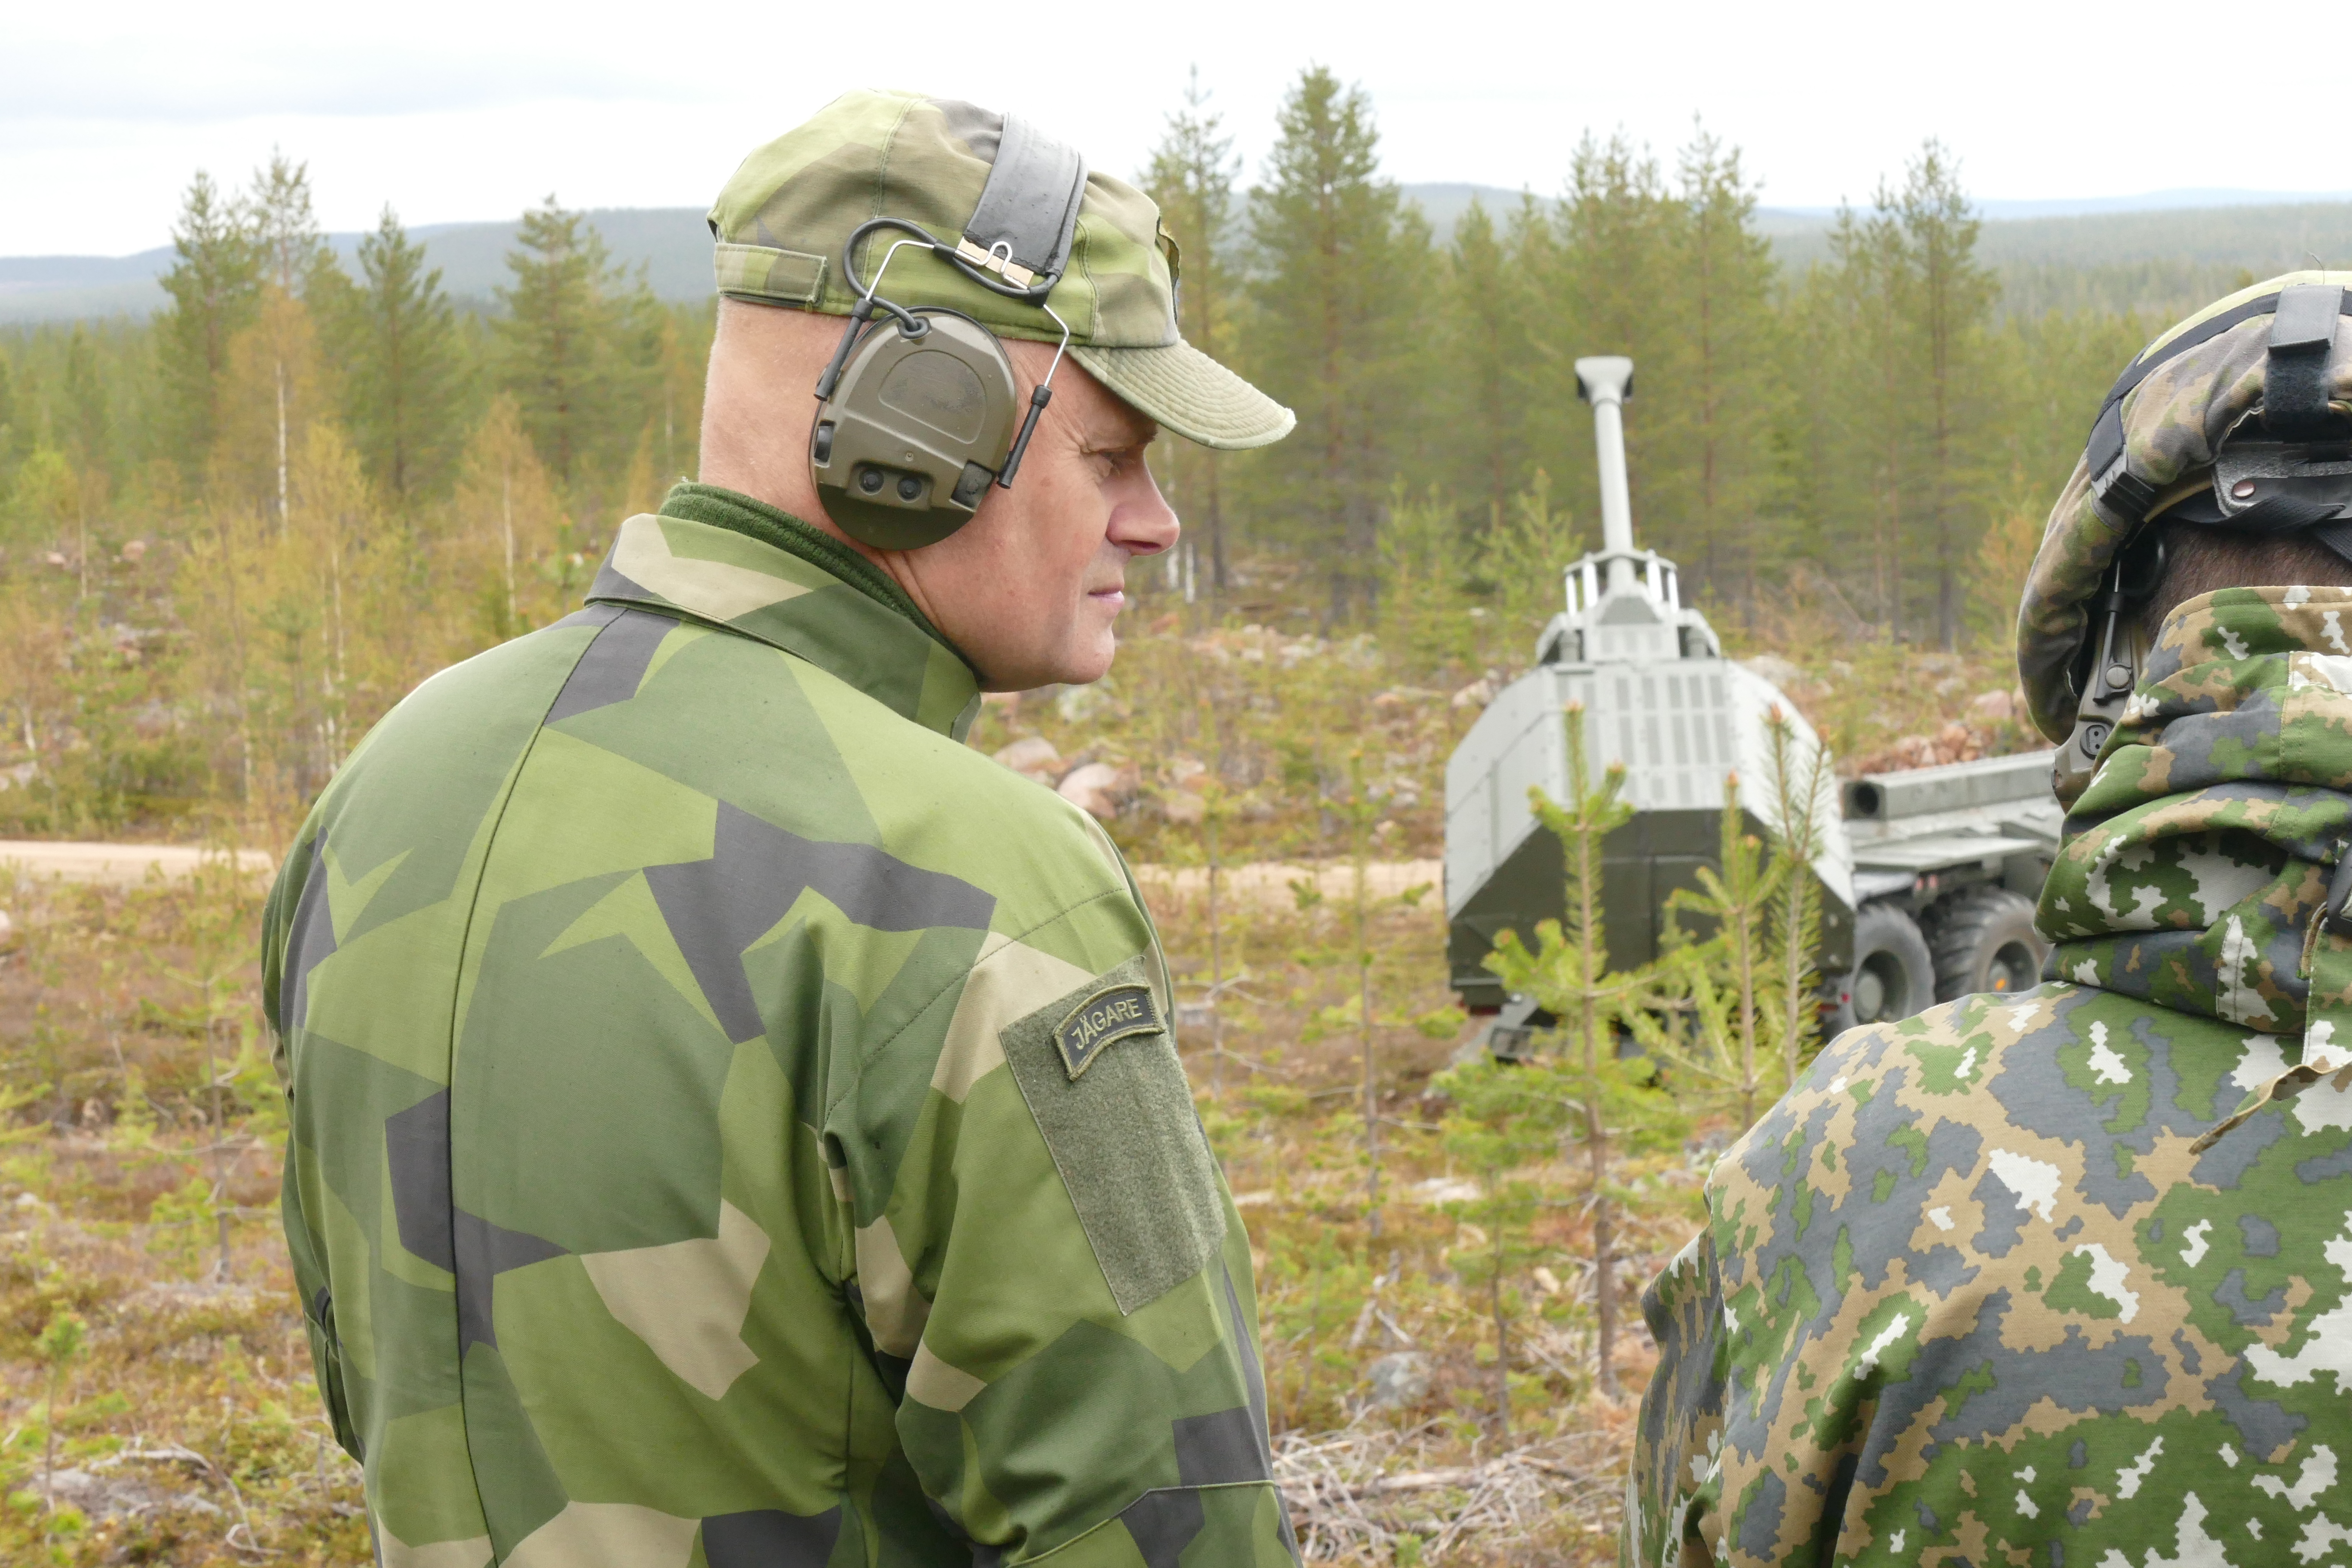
2016, 270, 2352, 742
2037, 585, 2352, 1034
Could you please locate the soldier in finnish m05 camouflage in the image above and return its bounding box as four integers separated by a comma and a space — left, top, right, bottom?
1629, 273, 2352, 1566
262, 92, 1303, 1568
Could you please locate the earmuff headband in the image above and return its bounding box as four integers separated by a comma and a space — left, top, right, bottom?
808, 118, 1090, 550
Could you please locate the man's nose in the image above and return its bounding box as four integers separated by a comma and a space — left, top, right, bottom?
1110, 467, 1179, 557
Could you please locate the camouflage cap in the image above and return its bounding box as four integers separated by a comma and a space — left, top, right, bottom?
2017, 270, 2352, 741
708, 89, 1294, 452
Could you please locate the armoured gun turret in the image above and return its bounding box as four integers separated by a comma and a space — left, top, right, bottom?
1444, 356, 2058, 1046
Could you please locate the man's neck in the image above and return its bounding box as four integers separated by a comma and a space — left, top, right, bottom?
656, 481, 966, 662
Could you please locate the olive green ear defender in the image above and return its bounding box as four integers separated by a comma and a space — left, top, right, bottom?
809, 115, 1088, 551
811, 312, 1020, 550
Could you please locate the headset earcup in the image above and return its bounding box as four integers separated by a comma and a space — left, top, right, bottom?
809, 312, 1020, 550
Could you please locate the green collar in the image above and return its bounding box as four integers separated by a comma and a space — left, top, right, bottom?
584, 488, 982, 740
657, 482, 962, 649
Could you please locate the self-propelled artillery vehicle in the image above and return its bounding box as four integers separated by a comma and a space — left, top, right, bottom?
1444, 356, 2061, 1047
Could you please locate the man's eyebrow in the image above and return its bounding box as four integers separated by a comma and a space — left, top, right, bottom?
1087, 415, 1159, 450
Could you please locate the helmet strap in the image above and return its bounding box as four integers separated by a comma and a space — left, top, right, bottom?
2055, 532, 2168, 808
2263, 283, 2348, 442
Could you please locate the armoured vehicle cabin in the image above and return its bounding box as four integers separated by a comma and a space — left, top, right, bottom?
1444, 356, 2060, 1044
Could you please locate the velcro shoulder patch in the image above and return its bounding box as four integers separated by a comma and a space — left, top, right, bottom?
1055, 983, 1162, 1079
998, 952, 1223, 1314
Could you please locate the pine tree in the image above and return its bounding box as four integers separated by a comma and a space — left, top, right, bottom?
0, 352, 19, 492
496, 197, 663, 503
347, 206, 464, 504
1481, 704, 1682, 1399
1556, 135, 1673, 362
1143, 67, 1243, 595
1893, 142, 1996, 650
1246, 68, 1428, 623
605, 272, 670, 498
1441, 197, 1531, 532
1525, 136, 1674, 546
61, 329, 110, 490
1498, 129, 1787, 613
651, 309, 711, 491
1799, 145, 1995, 645
1433, 1052, 1573, 1435
5, 449, 80, 554
156, 172, 262, 481
499, 198, 603, 488
248, 151, 335, 298
1662, 128, 1780, 609
1996, 307, 2152, 501
1827, 198, 1917, 635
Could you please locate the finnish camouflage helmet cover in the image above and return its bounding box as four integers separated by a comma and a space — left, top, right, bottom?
2018, 270, 2352, 741
708, 89, 1294, 451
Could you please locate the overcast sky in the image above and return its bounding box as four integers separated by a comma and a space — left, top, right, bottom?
5, 0, 2337, 257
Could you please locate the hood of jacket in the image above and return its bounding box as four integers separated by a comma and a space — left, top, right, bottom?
2039, 585, 2352, 1033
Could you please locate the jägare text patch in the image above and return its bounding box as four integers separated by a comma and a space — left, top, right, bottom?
1001, 953, 1223, 1314
1055, 983, 1162, 1079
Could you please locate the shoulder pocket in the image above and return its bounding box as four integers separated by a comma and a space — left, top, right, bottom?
999, 954, 1224, 1314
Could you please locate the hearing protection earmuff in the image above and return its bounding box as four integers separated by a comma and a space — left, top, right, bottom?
809, 116, 1088, 550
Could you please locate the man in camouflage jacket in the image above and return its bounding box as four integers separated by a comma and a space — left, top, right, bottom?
1629, 275, 2352, 1565
263, 92, 1301, 1568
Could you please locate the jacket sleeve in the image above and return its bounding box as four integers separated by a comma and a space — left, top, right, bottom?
841, 890, 1298, 1567
1626, 1222, 1729, 1568
260, 826, 364, 1459
259, 830, 310, 1055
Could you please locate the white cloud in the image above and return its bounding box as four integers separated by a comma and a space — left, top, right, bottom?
7, 0, 2352, 255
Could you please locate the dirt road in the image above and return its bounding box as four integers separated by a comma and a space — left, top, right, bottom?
1132, 858, 1441, 907
0, 840, 275, 886
0, 838, 1442, 905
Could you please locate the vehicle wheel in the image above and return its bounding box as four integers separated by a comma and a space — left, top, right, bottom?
1829, 902, 1935, 1034
1923, 886, 2047, 1004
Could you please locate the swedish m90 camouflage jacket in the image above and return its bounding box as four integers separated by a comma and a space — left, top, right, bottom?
1629, 588, 2352, 1566
263, 487, 1295, 1568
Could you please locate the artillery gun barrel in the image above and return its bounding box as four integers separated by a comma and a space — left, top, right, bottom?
1575, 355, 1638, 591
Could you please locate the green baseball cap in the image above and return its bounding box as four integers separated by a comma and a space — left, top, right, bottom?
708, 89, 1293, 451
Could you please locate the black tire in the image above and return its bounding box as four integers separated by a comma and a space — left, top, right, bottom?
1829, 902, 1935, 1034
1923, 886, 2047, 1004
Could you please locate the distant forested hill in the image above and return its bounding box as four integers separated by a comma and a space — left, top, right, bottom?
1765, 202, 2352, 317
0, 207, 714, 324
1426, 189, 2352, 318
10, 188, 2352, 325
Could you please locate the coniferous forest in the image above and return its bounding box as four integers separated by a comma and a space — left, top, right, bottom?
0, 67, 2184, 842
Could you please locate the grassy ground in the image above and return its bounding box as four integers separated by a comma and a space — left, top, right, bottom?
0, 599, 2047, 1564
0, 867, 367, 1567
0, 859, 1713, 1565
